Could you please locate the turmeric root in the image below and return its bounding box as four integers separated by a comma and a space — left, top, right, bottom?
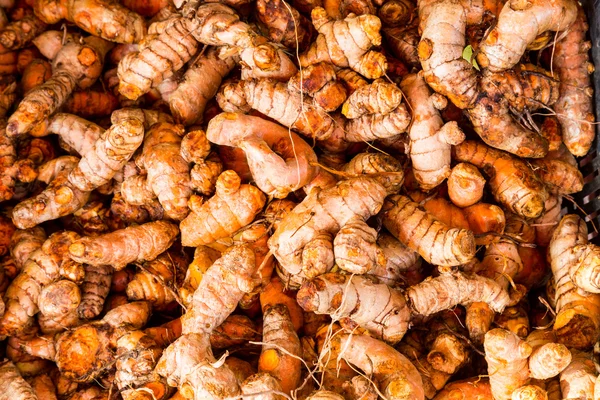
28, 373, 58, 400
342, 78, 403, 118
20, 58, 51, 94
559, 350, 596, 399
77, 264, 112, 319
64, 90, 119, 118
7, 36, 112, 138
68, 220, 179, 270
526, 330, 571, 380
115, 330, 171, 400
210, 314, 259, 348
552, 6, 595, 157
0, 14, 47, 51
156, 246, 258, 399
287, 62, 347, 112
338, 333, 424, 400
258, 304, 302, 394
447, 163, 485, 208
68, 108, 145, 191
466, 65, 556, 158
401, 73, 465, 189
531, 148, 584, 195
242, 373, 286, 400
382, 195, 475, 266
9, 226, 45, 272
256, 0, 314, 50
0, 360, 37, 399
207, 113, 319, 198
300, 7, 387, 79
179, 245, 221, 307
33, 0, 146, 43
484, 328, 531, 400
0, 230, 80, 336
180, 170, 266, 247
45, 113, 104, 157
433, 378, 492, 400
384, 27, 420, 68
168, 48, 236, 126
549, 214, 600, 349
477, 0, 577, 71
126, 250, 188, 310
269, 172, 403, 282
417, 0, 478, 108
453, 141, 548, 219
122, 122, 191, 220
259, 276, 304, 332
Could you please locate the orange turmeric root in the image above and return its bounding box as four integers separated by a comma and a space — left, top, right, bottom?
7, 36, 112, 138
33, 0, 146, 44
549, 215, 600, 349
552, 6, 595, 157
453, 141, 548, 219
258, 304, 302, 394
64, 90, 119, 118
0, 14, 47, 51
207, 113, 319, 198
68, 220, 179, 270
180, 170, 266, 247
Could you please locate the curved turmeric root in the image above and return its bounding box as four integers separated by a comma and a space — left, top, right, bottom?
180, 170, 266, 247
169, 48, 236, 126
382, 195, 475, 266
122, 122, 191, 220
258, 304, 302, 394
68, 108, 146, 191
484, 328, 531, 400
300, 7, 387, 79
11, 157, 90, 229
68, 220, 179, 270
338, 334, 424, 400
453, 141, 548, 219
401, 73, 465, 189
207, 113, 319, 198
553, 6, 596, 157
417, 0, 478, 108
268, 173, 403, 282
477, 0, 577, 71
298, 273, 410, 344
549, 215, 600, 349
7, 36, 112, 138
33, 0, 146, 43
531, 147, 584, 195
0, 231, 80, 336
0, 14, 47, 51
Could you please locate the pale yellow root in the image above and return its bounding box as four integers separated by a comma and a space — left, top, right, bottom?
382, 194, 475, 266
300, 7, 387, 79
68, 220, 179, 270
297, 273, 410, 344
526, 330, 571, 380
477, 0, 577, 71
417, 0, 478, 108
339, 334, 424, 400
180, 170, 266, 247
400, 72, 465, 189
549, 214, 600, 349
559, 350, 596, 400
484, 328, 532, 400
533, 195, 562, 247
207, 113, 319, 198
0, 360, 37, 399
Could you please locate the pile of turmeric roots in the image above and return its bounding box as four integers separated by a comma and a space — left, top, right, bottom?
0, 0, 597, 397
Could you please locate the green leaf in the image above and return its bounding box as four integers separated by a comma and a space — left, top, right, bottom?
462, 45, 480, 71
